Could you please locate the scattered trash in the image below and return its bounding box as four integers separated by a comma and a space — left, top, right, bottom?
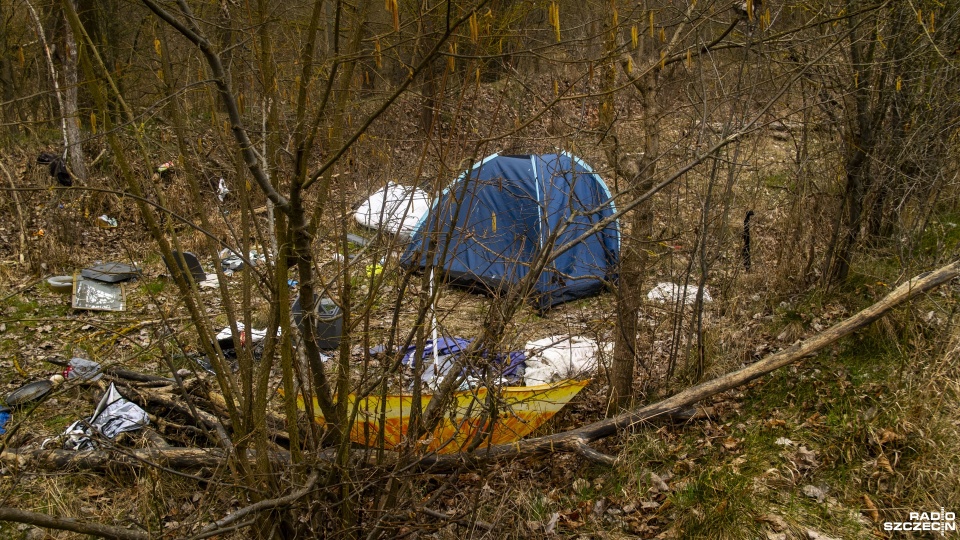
215, 323, 275, 348
36, 151, 72, 186
287, 279, 298, 288
46, 275, 74, 295
775, 437, 795, 446
0, 406, 10, 435
57, 383, 149, 451
199, 274, 219, 289
63, 358, 102, 382
72, 277, 125, 312
219, 248, 265, 274
216, 178, 229, 202
399, 337, 525, 390
156, 161, 175, 174
4, 380, 53, 407
162, 251, 206, 284
95, 215, 118, 229
354, 182, 431, 238
81, 262, 139, 283
292, 295, 343, 350
646, 282, 713, 305
523, 335, 606, 386
346, 233, 371, 247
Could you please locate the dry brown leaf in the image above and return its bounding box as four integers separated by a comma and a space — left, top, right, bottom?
876, 455, 894, 473
877, 429, 900, 445
862, 494, 879, 522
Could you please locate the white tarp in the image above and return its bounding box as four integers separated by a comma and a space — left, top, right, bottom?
523, 335, 607, 386
354, 182, 430, 238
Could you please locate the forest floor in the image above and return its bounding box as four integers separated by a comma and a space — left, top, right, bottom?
0, 72, 959, 537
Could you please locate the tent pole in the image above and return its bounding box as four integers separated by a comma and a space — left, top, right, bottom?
430, 267, 439, 365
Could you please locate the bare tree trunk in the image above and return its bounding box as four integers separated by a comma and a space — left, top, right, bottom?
62, 0, 86, 182
610, 71, 658, 412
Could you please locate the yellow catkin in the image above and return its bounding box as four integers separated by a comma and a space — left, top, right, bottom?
551, 2, 561, 42
631, 25, 638, 49
470, 12, 479, 43
154, 38, 162, 57
90, 113, 97, 135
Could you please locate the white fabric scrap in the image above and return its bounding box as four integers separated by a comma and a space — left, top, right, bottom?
646, 282, 712, 305
523, 335, 607, 386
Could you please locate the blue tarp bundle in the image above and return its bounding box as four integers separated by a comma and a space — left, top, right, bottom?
400, 337, 525, 387
401, 152, 620, 311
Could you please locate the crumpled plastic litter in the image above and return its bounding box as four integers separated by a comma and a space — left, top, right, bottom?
96, 215, 118, 228
400, 337, 525, 390
217, 178, 229, 202
523, 335, 608, 386
51, 383, 149, 451
219, 248, 266, 274
215, 323, 277, 346
63, 357, 102, 382
646, 282, 712, 305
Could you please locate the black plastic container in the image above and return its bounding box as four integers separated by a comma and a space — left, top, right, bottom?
292, 295, 343, 351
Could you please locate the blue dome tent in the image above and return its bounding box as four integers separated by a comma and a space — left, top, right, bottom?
400, 152, 620, 311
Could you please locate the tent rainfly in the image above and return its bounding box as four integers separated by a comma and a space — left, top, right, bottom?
400, 152, 620, 311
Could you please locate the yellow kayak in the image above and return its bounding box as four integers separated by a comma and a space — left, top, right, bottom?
290, 379, 589, 454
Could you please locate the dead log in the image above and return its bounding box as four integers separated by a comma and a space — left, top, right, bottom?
0, 446, 289, 472
0, 506, 148, 540
417, 261, 960, 468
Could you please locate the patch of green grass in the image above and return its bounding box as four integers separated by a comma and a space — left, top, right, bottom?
142, 279, 167, 295
670, 467, 767, 539
915, 212, 960, 257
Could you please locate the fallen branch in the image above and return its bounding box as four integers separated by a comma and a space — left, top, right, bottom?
417, 261, 960, 468
0, 506, 148, 540
0, 446, 289, 472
